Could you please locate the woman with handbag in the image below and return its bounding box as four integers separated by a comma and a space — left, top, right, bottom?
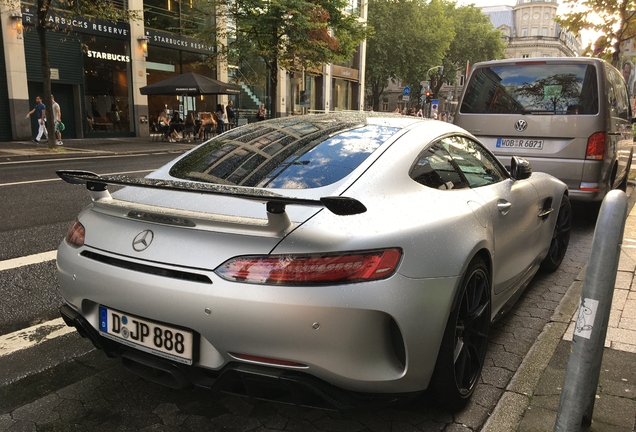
256, 103, 266, 121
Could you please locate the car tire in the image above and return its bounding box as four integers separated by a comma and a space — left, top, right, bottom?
541, 194, 572, 272
429, 256, 491, 410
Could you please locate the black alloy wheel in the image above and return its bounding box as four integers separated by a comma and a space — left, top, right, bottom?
430, 257, 491, 409
541, 194, 572, 272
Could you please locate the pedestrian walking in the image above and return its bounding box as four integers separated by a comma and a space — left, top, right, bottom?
256, 103, 266, 121
25, 96, 47, 143
51, 94, 63, 146
226, 99, 235, 128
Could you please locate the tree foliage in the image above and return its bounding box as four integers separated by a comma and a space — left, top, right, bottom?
198, 0, 370, 117
365, 0, 452, 110
430, 2, 505, 98
557, 0, 636, 66
365, 0, 504, 110
514, 73, 582, 112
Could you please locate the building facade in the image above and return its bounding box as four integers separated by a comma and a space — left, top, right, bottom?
481, 0, 581, 59
0, 0, 367, 142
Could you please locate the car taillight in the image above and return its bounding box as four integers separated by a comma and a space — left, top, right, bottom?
66, 219, 85, 248
586, 132, 606, 160
215, 248, 402, 285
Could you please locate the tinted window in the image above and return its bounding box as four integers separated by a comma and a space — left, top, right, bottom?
461, 63, 599, 115
410, 136, 506, 190
607, 67, 630, 120
410, 143, 468, 190
169, 120, 400, 189
442, 136, 507, 187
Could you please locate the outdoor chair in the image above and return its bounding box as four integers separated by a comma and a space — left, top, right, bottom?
183, 123, 197, 142
202, 124, 216, 140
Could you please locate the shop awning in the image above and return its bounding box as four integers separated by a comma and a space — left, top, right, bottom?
140, 72, 241, 96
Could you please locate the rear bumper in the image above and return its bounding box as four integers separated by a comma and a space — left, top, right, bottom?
60, 304, 418, 410
57, 241, 457, 395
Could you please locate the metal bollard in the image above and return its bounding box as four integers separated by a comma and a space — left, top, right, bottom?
554, 190, 628, 431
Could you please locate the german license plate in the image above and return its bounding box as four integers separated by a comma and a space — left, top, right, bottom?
99, 306, 194, 365
496, 138, 543, 149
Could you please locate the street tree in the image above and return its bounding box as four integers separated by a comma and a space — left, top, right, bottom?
365, 0, 452, 111
557, 0, 636, 66
429, 2, 505, 99
199, 0, 369, 118
3, 0, 138, 148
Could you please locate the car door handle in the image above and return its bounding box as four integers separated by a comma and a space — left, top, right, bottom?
497, 200, 512, 215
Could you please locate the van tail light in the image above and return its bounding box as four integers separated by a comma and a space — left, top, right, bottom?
215, 248, 403, 285
585, 132, 606, 160
65, 219, 85, 248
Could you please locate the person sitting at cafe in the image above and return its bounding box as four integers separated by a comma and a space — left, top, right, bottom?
197, 114, 217, 139
184, 111, 197, 140
157, 110, 170, 140
169, 111, 184, 142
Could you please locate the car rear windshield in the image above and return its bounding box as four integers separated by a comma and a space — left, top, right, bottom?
169, 120, 400, 189
460, 63, 599, 115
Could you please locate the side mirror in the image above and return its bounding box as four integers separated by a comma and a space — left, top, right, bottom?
510, 156, 532, 180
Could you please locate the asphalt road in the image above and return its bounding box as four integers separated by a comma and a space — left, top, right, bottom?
0, 152, 623, 431
0, 153, 179, 335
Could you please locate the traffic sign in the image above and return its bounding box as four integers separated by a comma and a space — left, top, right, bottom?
403, 95, 410, 101
403, 86, 411, 96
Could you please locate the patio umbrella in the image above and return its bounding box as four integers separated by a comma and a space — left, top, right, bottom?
139, 72, 241, 96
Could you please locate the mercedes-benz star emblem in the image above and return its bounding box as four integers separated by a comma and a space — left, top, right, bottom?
514, 119, 528, 132
132, 230, 154, 252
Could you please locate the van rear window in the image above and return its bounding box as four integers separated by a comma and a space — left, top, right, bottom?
460, 64, 599, 115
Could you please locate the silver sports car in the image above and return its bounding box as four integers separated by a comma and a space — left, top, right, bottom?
57, 112, 570, 409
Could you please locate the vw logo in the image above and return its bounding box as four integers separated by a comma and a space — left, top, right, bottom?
514, 119, 528, 132
132, 230, 154, 252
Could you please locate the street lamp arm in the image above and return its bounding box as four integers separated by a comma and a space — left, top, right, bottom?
427, 65, 444, 76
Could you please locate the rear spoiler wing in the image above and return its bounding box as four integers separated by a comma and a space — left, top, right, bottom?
56, 170, 367, 216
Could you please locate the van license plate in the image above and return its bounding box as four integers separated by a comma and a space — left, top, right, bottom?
99, 306, 194, 365
496, 138, 543, 149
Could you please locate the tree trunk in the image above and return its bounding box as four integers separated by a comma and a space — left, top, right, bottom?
370, 80, 382, 111
37, 0, 55, 149
268, 58, 278, 119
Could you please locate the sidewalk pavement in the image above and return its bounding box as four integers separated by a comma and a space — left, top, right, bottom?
485, 197, 636, 431
2, 135, 636, 430
0, 135, 197, 162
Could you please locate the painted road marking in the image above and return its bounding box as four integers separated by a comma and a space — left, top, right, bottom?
0, 251, 57, 271
0, 318, 75, 357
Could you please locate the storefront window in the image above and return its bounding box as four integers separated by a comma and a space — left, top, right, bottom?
332, 78, 353, 111
144, 0, 211, 35
287, 73, 316, 115
304, 75, 315, 112
144, 0, 180, 32
83, 35, 132, 134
